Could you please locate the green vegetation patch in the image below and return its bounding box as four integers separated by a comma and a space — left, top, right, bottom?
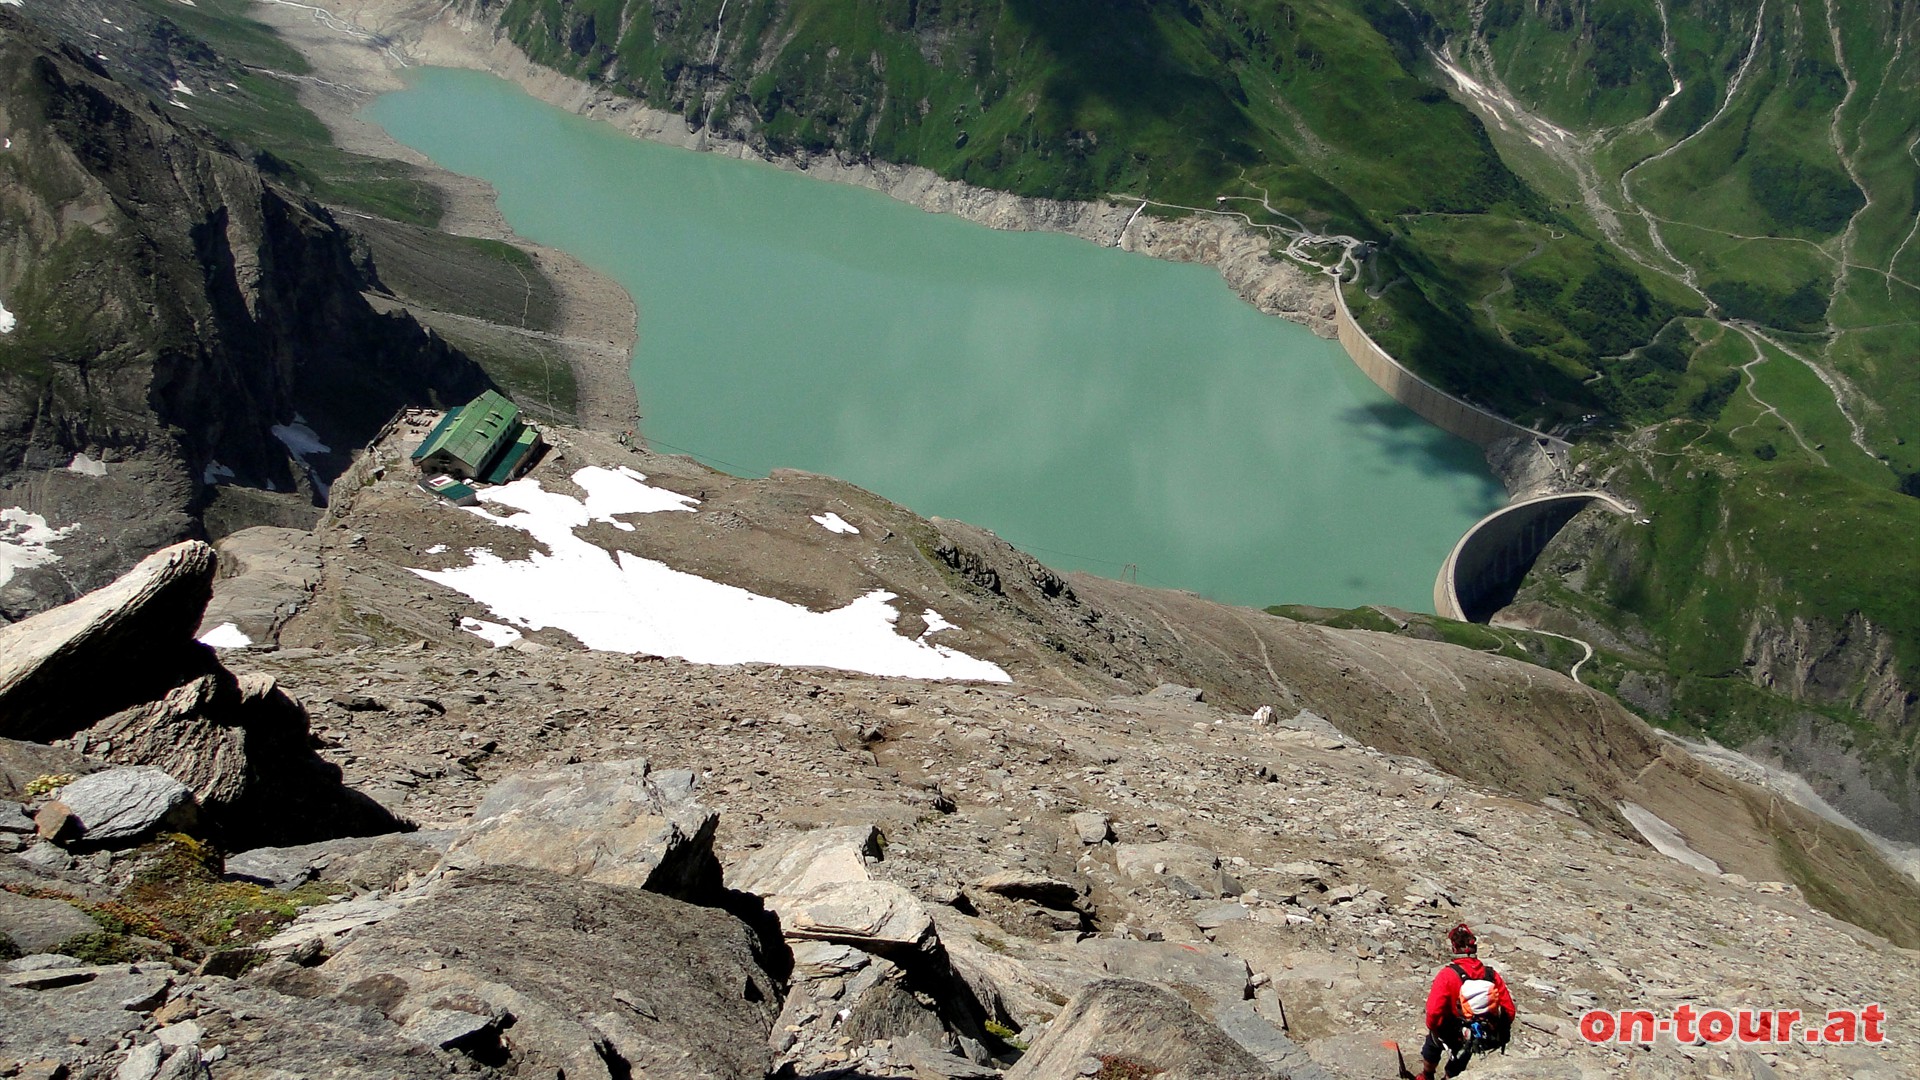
3, 834, 344, 966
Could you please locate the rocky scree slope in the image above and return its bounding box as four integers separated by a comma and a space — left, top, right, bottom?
225, 417, 1920, 947
0, 12, 490, 622
1, 463, 1918, 1077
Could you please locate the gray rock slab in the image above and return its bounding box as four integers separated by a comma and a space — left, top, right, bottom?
255, 893, 426, 958
1147, 683, 1205, 702
1068, 811, 1111, 845
1006, 979, 1266, 1080
0, 965, 173, 1064
49, 767, 197, 845
782, 880, 936, 957
0, 890, 98, 953
1214, 1000, 1334, 1080
973, 869, 1084, 910
398, 1007, 495, 1050
1073, 939, 1251, 1013
0, 800, 33, 834
198, 527, 322, 649
1192, 902, 1251, 930
0, 542, 217, 742
447, 759, 719, 899
727, 824, 880, 898
318, 864, 780, 1080
225, 831, 454, 892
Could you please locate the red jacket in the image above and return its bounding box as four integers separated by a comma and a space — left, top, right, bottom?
1425, 956, 1516, 1030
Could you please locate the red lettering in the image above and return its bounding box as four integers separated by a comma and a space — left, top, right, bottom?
1863, 1004, 1886, 1044
1738, 1010, 1772, 1043
1824, 1011, 1858, 1044
1775, 1009, 1802, 1041
1619, 1010, 1656, 1044
1698, 1009, 1734, 1043
1672, 1004, 1698, 1043
1579, 1011, 1615, 1043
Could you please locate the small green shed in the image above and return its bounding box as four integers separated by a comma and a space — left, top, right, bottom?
411, 391, 543, 485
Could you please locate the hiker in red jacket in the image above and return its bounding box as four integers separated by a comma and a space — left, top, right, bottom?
1419, 923, 1516, 1078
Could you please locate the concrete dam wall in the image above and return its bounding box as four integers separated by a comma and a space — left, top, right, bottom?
1434, 492, 1633, 622
1332, 285, 1548, 448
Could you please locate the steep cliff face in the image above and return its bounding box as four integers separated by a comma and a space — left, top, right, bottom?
0, 13, 490, 620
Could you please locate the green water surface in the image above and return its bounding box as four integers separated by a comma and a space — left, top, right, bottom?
365, 68, 1503, 610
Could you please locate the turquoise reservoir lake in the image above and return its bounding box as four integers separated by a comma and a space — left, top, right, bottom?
365, 68, 1503, 611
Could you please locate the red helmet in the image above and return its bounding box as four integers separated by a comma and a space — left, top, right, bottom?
1448, 923, 1478, 954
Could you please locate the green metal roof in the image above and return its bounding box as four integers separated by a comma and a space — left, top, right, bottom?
412, 391, 522, 472
481, 425, 542, 485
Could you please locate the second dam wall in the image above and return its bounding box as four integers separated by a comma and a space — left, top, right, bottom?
1332, 285, 1549, 449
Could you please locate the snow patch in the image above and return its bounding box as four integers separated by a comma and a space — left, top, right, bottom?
459, 617, 522, 648
170, 80, 195, 97
410, 468, 1009, 682
0, 1, 23, 9
203, 461, 235, 485
0, 298, 15, 334
1618, 802, 1722, 875
424, 544, 448, 555
66, 453, 107, 477
811, 512, 859, 535
0, 508, 76, 588
920, 609, 955, 635
272, 415, 333, 500
197, 622, 253, 649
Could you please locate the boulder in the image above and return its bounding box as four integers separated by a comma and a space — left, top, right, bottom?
1005, 980, 1270, 1080
0, 891, 98, 953
973, 869, 1085, 911
0, 543, 218, 742
80, 672, 405, 851
446, 760, 720, 899
728, 824, 881, 898
309, 865, 781, 1080
43, 767, 198, 847
781, 879, 937, 957
1069, 811, 1112, 845
1072, 939, 1251, 1013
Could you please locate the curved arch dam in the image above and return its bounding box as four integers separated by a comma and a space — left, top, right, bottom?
1435, 492, 1635, 622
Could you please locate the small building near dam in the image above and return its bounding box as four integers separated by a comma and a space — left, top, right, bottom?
411, 390, 543, 487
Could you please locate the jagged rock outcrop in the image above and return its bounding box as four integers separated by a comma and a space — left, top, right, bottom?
0, 540, 403, 848
0, 543, 216, 742
0, 13, 492, 619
